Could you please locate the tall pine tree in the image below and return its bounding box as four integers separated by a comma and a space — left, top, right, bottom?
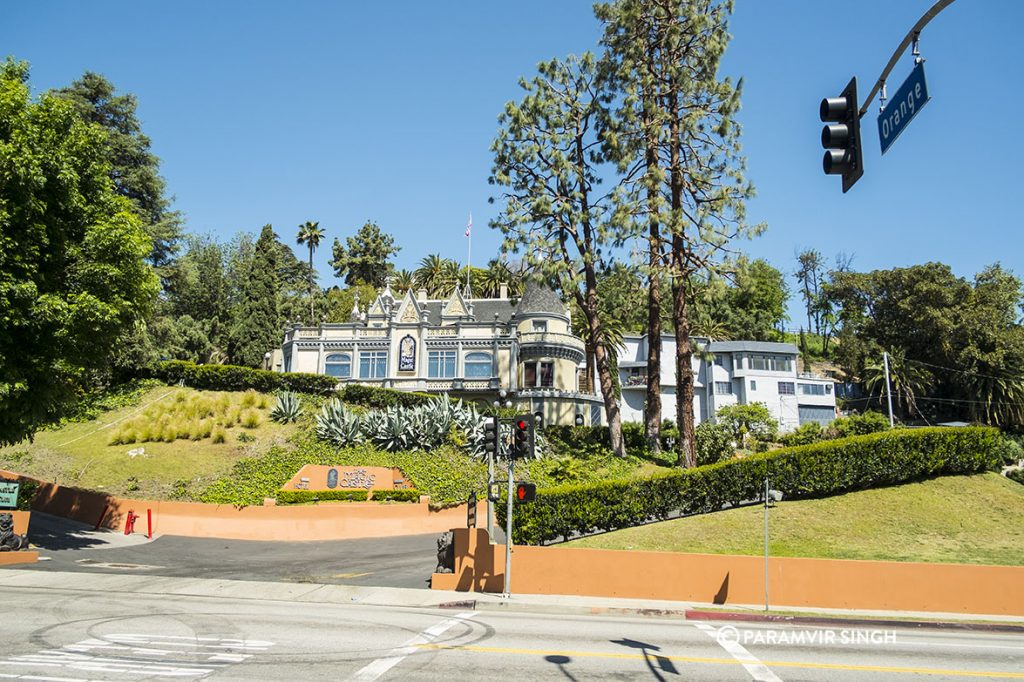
228, 225, 281, 367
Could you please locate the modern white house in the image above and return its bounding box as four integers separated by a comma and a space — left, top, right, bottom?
617, 335, 837, 431
275, 281, 604, 426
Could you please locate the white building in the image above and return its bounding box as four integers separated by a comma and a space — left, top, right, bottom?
276, 282, 604, 426
617, 335, 836, 431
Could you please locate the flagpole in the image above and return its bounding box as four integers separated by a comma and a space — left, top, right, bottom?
466, 213, 472, 295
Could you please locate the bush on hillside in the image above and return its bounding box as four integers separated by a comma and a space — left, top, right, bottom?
338, 384, 435, 409
1000, 435, 1024, 466
498, 427, 1000, 545
830, 411, 891, 438
716, 403, 778, 447
276, 489, 368, 504
695, 421, 734, 466
154, 361, 337, 395
1007, 469, 1024, 486
780, 421, 825, 447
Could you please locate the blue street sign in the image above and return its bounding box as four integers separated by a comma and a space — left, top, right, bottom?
877, 62, 931, 155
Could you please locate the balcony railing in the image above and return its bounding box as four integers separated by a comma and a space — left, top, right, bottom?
518, 331, 586, 354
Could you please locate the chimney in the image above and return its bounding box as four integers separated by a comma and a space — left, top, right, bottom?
499, 282, 508, 299
417, 288, 428, 302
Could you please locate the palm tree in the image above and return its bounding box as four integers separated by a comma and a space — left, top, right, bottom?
414, 254, 447, 296
296, 221, 325, 320
863, 348, 934, 421
392, 269, 414, 296
479, 259, 511, 298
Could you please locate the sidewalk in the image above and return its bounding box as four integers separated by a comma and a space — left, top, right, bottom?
2, 568, 1022, 632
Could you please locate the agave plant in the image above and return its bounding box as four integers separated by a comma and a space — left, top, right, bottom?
270, 392, 303, 423
316, 399, 363, 446
371, 406, 414, 451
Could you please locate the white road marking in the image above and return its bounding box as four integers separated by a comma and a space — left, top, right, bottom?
0, 635, 275, 680
694, 622, 783, 682
350, 612, 477, 682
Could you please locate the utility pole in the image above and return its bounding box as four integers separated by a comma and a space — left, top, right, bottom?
883, 351, 895, 428
502, 446, 514, 598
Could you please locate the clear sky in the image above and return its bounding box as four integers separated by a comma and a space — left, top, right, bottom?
5, 1, 1022, 325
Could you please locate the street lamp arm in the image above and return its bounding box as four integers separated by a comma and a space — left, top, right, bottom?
858, 0, 956, 118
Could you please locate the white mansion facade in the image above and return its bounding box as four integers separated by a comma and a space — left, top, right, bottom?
275, 283, 836, 430
618, 335, 837, 431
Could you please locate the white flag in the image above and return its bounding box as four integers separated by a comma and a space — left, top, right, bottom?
465, 213, 472, 237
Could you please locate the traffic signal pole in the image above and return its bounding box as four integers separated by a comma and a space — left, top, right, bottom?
503, 451, 514, 598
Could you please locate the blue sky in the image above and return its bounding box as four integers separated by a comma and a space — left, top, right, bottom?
5, 1, 1022, 324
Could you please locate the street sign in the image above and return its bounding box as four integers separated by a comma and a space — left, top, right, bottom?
877, 62, 931, 155
0, 479, 20, 510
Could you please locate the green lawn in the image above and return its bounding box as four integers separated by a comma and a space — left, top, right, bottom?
566, 473, 1024, 566
0, 386, 298, 499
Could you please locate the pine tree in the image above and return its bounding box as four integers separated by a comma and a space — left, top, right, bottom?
228, 225, 281, 367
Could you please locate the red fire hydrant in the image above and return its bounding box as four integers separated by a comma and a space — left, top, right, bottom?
124, 510, 140, 535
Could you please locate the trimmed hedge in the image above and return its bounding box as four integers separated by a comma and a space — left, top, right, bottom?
155, 361, 338, 395
276, 489, 369, 504
372, 489, 421, 502
339, 384, 435, 409
500, 427, 1000, 545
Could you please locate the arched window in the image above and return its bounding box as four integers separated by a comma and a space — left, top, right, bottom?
324, 353, 352, 378
464, 352, 493, 378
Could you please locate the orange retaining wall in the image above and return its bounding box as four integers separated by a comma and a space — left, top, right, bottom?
432, 528, 1024, 617
1, 470, 482, 542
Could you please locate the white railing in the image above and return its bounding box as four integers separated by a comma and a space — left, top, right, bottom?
518, 331, 586, 353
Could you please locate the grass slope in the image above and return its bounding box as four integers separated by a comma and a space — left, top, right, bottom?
0, 385, 296, 499
566, 473, 1024, 566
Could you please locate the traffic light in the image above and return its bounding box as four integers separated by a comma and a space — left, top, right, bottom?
820, 76, 864, 193
482, 416, 499, 456
515, 482, 536, 503
511, 414, 534, 459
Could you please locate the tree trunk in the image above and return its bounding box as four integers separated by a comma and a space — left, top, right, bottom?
645, 224, 662, 454
578, 286, 626, 458
671, 258, 696, 468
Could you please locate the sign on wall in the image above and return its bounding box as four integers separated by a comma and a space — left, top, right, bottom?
399, 335, 416, 371
0, 479, 20, 510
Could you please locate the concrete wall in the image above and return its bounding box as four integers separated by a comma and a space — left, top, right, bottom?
1, 469, 481, 542
432, 529, 1024, 617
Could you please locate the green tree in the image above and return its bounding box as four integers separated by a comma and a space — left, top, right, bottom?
599, 0, 763, 467
52, 72, 182, 272
0, 60, 158, 444
330, 221, 400, 287
489, 53, 628, 457
715, 402, 777, 448
228, 225, 281, 367
296, 221, 325, 320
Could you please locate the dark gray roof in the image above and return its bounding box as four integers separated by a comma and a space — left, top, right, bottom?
708, 340, 799, 354
416, 300, 516, 326
514, 282, 567, 317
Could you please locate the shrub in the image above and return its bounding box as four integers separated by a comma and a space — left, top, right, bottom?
16, 479, 38, 511
695, 421, 733, 466
371, 489, 421, 502
339, 383, 434, 409
830, 411, 891, 438
499, 427, 1000, 545
716, 403, 778, 447
276, 489, 369, 504
1008, 469, 1024, 486
1000, 435, 1024, 467
154, 360, 337, 395
211, 426, 227, 444
780, 421, 825, 447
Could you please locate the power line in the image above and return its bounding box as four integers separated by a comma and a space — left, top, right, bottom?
901, 356, 1016, 383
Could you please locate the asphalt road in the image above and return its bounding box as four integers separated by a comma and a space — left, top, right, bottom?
23, 512, 440, 588
0, 579, 1021, 681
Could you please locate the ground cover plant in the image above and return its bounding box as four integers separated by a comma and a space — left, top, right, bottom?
567, 472, 1024, 566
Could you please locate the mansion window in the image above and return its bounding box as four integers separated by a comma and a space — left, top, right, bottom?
464, 352, 493, 378
714, 381, 732, 395
799, 383, 832, 395
324, 353, 352, 378
778, 381, 795, 395
532, 320, 548, 332
524, 361, 554, 388
749, 355, 792, 372
428, 350, 457, 378
359, 351, 388, 379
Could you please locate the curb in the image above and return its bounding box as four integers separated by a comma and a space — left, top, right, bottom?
684, 609, 1024, 634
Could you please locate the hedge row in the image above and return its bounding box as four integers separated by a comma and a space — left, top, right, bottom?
155, 361, 338, 395
275, 488, 421, 504
276, 489, 368, 504
500, 427, 1000, 545
338, 384, 436, 409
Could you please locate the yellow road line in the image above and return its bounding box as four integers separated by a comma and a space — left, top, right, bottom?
415, 643, 1024, 679
332, 572, 373, 579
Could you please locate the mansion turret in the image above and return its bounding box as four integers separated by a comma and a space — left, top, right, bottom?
276, 281, 605, 426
